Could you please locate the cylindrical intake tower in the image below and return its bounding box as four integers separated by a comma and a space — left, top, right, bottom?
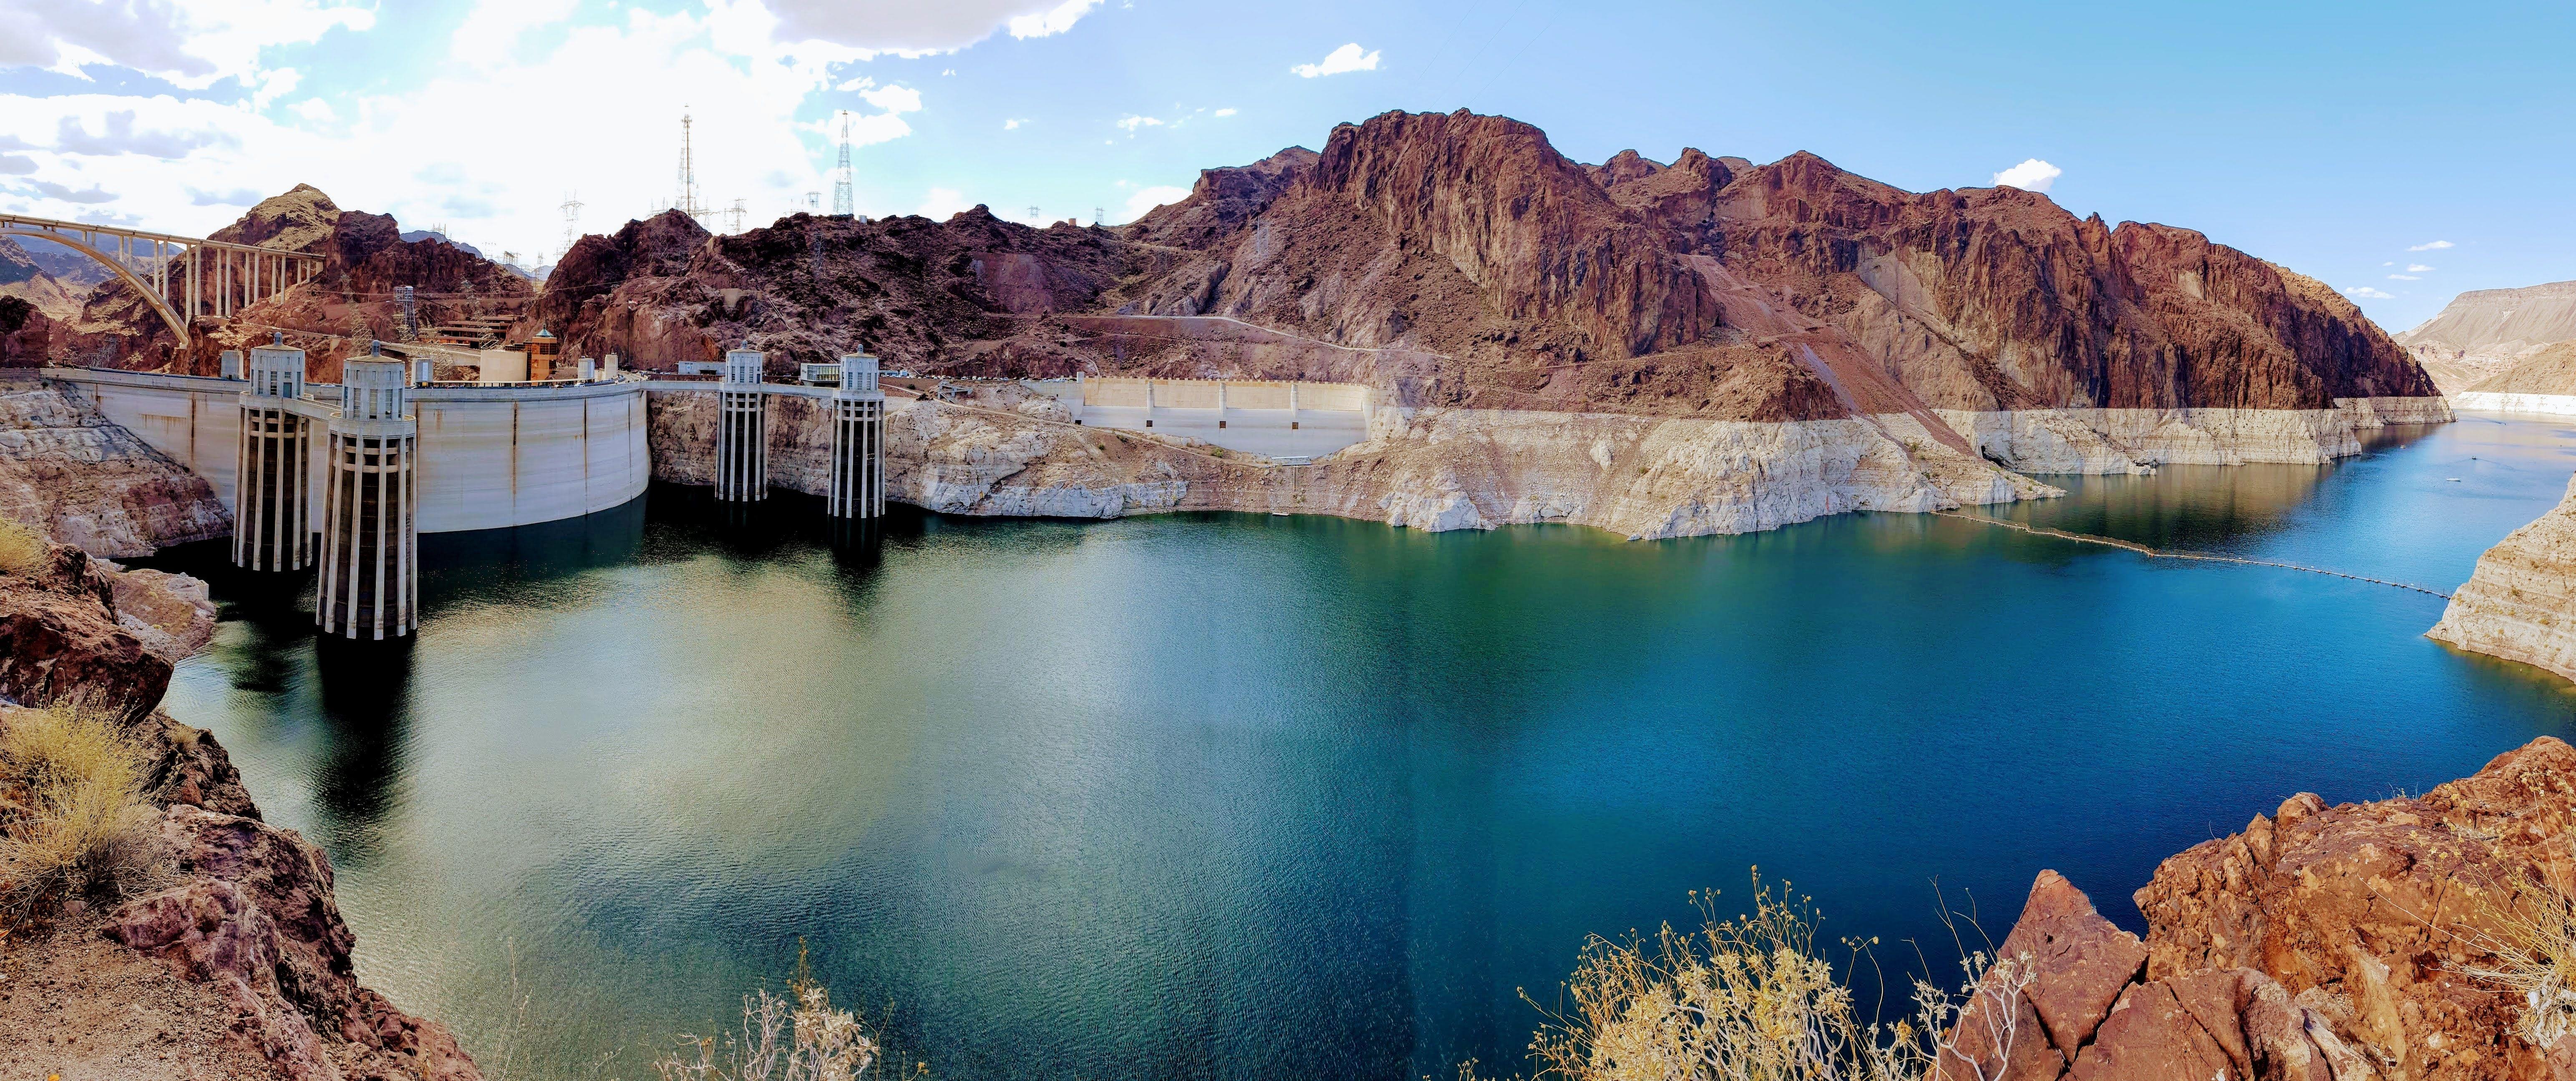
316, 356, 419, 640
828, 352, 885, 519
233, 336, 312, 571
714, 348, 768, 501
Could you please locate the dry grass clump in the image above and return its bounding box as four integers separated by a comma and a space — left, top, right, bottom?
0, 701, 166, 916
655, 945, 921, 1081
1515, 875, 2037, 1081
2457, 879, 2576, 1048
0, 516, 47, 577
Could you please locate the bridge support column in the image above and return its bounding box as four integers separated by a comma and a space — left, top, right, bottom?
233, 338, 312, 571
829, 352, 885, 519
317, 356, 418, 640
715, 349, 768, 501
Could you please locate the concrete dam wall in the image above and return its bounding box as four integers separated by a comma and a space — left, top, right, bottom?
55, 368, 651, 534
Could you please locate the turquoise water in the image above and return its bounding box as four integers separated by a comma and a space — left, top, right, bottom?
151, 414, 2576, 1080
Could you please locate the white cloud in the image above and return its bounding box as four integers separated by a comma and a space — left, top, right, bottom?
2345, 286, 2396, 299
1006, 0, 1102, 39
0, 0, 373, 88
858, 82, 922, 113
763, 0, 1102, 54
1002, 118, 1025, 130
916, 186, 974, 219
2387, 274, 2420, 280
2406, 263, 2432, 272
1291, 43, 1380, 78
1116, 115, 1163, 134
291, 98, 335, 123
1212, 107, 1236, 117
1992, 158, 2062, 193
453, 0, 579, 66
2407, 240, 2454, 251
1122, 184, 1188, 222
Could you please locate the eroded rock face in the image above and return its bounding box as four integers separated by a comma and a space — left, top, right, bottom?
0, 376, 231, 557
646, 388, 2052, 538
2429, 474, 2576, 682
1957, 737, 2576, 1080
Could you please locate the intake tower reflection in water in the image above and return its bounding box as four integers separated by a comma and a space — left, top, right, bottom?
153, 416, 2576, 1081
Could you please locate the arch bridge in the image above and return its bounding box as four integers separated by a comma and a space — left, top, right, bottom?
0, 212, 325, 345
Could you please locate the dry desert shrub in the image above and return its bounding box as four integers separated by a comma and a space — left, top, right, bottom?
0, 516, 46, 576
654, 945, 919, 1081
2457, 878, 2576, 1048
1514, 876, 2037, 1081
0, 701, 167, 916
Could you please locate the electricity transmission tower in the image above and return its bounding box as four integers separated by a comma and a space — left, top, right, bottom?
831, 110, 855, 219
675, 108, 708, 224
559, 191, 584, 254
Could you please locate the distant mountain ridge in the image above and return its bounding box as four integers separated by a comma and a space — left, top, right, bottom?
2396, 280, 2576, 393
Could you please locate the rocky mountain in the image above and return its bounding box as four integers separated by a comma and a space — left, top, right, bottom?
542, 108, 2440, 538
2461, 340, 2576, 398
13, 234, 114, 287
1946, 737, 2576, 1079
0, 237, 86, 321
2398, 280, 2576, 393
64, 185, 531, 378
0, 295, 53, 365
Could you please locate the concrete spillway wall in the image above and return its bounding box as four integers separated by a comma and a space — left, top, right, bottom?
54, 368, 650, 534
1023, 377, 1375, 459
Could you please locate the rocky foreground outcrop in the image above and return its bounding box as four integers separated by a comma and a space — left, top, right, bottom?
2428, 474, 2576, 681
1946, 737, 2576, 1080
0, 536, 482, 1081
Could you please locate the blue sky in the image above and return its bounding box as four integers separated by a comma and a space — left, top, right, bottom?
3, 0, 2569, 330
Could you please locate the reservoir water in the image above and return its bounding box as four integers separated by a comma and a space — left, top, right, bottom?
151, 414, 2576, 1080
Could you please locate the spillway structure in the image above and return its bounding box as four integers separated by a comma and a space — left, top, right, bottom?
828, 351, 885, 519
715, 348, 768, 501
316, 354, 419, 640
233, 336, 312, 571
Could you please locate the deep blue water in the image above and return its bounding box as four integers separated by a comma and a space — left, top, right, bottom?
151, 414, 2576, 1080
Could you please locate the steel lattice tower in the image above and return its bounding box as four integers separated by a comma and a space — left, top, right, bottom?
676, 110, 707, 223
831, 110, 855, 218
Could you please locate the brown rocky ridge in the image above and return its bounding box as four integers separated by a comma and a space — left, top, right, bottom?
1942, 736, 2576, 1080
0, 533, 482, 1081
535, 109, 2443, 537
54, 184, 530, 381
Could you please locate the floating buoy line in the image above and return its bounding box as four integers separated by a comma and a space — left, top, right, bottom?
1930, 511, 2454, 599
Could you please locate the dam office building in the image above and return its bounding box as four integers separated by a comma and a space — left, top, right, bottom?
50, 343, 891, 640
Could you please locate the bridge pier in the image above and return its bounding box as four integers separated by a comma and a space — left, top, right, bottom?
715, 349, 768, 502
828, 352, 885, 519
233, 337, 312, 571
317, 355, 418, 640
